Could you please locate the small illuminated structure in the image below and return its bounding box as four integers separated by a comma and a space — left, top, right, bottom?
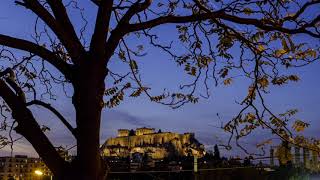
118, 129, 130, 137
135, 127, 155, 136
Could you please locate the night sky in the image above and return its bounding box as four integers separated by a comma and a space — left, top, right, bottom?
0, 0, 320, 158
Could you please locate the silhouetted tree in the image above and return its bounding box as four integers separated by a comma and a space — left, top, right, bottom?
0, 1, 319, 179
213, 144, 221, 160
203, 150, 214, 160
142, 153, 150, 168
243, 157, 251, 167
158, 129, 162, 133
129, 129, 135, 136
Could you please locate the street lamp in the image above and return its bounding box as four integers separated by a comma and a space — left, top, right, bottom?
35, 169, 53, 180
34, 170, 43, 180
35, 170, 43, 176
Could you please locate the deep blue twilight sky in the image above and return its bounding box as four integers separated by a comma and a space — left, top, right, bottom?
0, 1, 319, 157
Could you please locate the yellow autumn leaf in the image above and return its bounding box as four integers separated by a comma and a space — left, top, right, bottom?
129, 60, 138, 70
292, 120, 309, 132
285, 13, 296, 18
223, 78, 232, 85
275, 144, 293, 165
275, 49, 287, 57
256, 139, 272, 148
246, 113, 256, 122
258, 76, 269, 89
308, 49, 317, 58
243, 8, 253, 15
288, 75, 300, 81
281, 38, 289, 52
247, 86, 256, 100
257, 45, 265, 52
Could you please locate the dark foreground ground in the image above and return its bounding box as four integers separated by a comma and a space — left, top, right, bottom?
107, 167, 319, 180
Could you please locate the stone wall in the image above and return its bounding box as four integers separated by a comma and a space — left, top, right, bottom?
118, 129, 130, 137
105, 132, 191, 147
135, 128, 155, 136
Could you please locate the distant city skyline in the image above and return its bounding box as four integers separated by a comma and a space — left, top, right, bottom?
0, 1, 320, 159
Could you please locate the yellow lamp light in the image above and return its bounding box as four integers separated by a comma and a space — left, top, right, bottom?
34, 170, 43, 176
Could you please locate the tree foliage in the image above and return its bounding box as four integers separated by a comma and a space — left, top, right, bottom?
276, 141, 293, 166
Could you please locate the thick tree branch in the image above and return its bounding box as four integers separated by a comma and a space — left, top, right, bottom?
119, 0, 152, 24
104, 28, 126, 61
90, 0, 114, 60
0, 79, 68, 177
283, 0, 320, 21
91, 0, 100, 6
104, 0, 152, 60
26, 100, 77, 139
0, 34, 73, 80
128, 11, 320, 38
46, 0, 84, 60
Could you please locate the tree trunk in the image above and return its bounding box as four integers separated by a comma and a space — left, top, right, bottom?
0, 80, 70, 179
70, 57, 107, 180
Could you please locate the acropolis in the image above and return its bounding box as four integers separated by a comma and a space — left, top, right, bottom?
101, 127, 206, 159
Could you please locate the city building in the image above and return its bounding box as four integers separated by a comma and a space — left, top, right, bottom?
0, 155, 51, 180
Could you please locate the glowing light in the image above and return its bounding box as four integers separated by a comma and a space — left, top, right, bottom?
34, 170, 43, 176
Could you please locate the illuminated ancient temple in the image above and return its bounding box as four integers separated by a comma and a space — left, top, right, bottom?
101, 127, 205, 159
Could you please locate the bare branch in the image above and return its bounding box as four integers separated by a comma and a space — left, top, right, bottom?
0, 34, 73, 80
128, 10, 320, 38
15, 0, 85, 61
104, 0, 153, 60
26, 100, 77, 139
119, 0, 152, 24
